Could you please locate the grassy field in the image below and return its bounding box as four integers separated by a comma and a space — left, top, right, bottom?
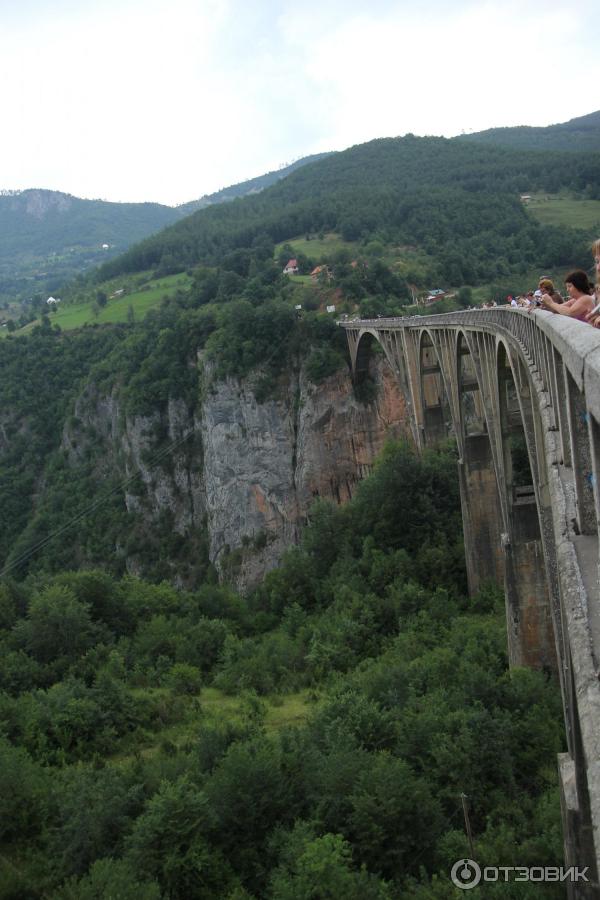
110, 686, 315, 764
275, 233, 435, 285
4, 273, 191, 337
526, 194, 600, 230
275, 232, 356, 260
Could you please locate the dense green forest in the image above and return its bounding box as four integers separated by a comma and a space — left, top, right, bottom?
0, 443, 565, 898
0, 321, 135, 573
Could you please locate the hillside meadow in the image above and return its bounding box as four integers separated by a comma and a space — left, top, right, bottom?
2, 273, 191, 337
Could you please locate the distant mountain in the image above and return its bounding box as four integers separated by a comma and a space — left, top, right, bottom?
455, 110, 600, 152
0, 155, 333, 301
178, 153, 334, 215
0, 189, 180, 261
0, 190, 180, 301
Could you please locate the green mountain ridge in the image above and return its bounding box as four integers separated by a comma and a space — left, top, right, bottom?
0, 155, 328, 306
177, 152, 333, 215
95, 132, 599, 288
4, 110, 600, 311
0, 189, 181, 305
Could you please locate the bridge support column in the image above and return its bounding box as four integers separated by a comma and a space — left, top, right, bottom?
503, 496, 556, 672
458, 434, 504, 593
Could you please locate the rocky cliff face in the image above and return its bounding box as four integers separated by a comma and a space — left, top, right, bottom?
61, 356, 410, 591
200, 358, 410, 589
20, 190, 73, 219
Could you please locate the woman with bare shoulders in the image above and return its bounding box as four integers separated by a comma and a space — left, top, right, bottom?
540, 269, 594, 321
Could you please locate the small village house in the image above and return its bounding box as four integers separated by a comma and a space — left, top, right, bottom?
283, 258, 299, 275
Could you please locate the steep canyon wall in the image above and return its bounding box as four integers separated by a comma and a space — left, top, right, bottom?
58, 356, 409, 590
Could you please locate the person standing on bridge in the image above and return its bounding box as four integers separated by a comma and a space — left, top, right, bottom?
540, 270, 594, 321
538, 277, 563, 305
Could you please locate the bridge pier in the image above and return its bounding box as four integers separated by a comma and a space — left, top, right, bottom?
498, 349, 557, 673
458, 434, 504, 593
503, 500, 555, 671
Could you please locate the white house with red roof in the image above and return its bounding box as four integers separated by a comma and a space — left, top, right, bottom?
283, 258, 299, 275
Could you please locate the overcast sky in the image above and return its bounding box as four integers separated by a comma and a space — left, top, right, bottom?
1, 0, 598, 206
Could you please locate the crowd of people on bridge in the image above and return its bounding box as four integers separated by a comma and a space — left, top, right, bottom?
500, 238, 600, 327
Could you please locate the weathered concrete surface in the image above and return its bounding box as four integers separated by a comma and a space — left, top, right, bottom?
458, 434, 504, 593
584, 347, 600, 427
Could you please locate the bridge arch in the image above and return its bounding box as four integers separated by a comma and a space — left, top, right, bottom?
418, 329, 452, 446
454, 330, 506, 593
353, 329, 378, 382
353, 326, 421, 448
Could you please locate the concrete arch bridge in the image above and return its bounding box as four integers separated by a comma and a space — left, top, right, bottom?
341, 309, 600, 896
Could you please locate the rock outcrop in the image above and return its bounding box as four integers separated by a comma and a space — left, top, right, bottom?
60, 356, 410, 591
200, 358, 409, 589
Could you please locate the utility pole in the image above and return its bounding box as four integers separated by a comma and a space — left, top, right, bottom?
461, 793, 476, 858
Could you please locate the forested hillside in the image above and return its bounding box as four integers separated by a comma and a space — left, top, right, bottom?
96, 134, 599, 287
5, 117, 600, 580
0, 256, 357, 585
4, 124, 600, 580
5, 113, 600, 313
0, 191, 179, 262
0, 443, 566, 898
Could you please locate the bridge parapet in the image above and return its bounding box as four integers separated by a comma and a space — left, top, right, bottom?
341, 309, 600, 896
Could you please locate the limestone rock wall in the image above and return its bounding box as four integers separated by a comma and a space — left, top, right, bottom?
200, 358, 410, 590
60, 357, 410, 591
